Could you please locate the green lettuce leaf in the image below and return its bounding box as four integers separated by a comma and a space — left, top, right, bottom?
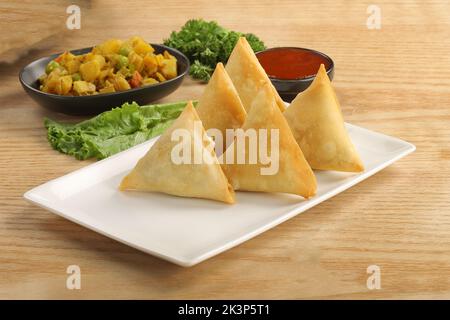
45, 101, 195, 160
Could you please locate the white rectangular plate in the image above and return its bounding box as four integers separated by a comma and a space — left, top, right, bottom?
24, 123, 415, 267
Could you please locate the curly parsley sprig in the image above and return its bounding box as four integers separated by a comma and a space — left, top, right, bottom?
164, 19, 266, 82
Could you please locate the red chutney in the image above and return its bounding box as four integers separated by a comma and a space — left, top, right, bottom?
256, 48, 332, 80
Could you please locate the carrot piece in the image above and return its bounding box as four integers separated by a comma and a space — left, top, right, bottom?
129, 71, 143, 88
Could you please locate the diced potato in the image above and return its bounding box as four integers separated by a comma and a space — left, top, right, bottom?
66, 59, 81, 74
129, 36, 150, 49
128, 52, 144, 73
83, 52, 94, 62
133, 40, 154, 56
58, 75, 73, 95
98, 68, 111, 82
113, 76, 131, 91
99, 85, 116, 94
155, 54, 165, 67
73, 81, 96, 95
129, 36, 140, 45
160, 59, 177, 79
155, 72, 166, 82
143, 54, 158, 75
163, 50, 176, 60
143, 78, 159, 86
84, 53, 105, 69
44, 72, 61, 93
91, 54, 106, 69
96, 39, 122, 55
79, 60, 101, 82
91, 47, 101, 55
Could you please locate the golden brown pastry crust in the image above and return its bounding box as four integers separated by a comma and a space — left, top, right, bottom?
223, 82, 317, 198
196, 63, 247, 152
120, 102, 235, 204
284, 64, 364, 172
225, 37, 286, 113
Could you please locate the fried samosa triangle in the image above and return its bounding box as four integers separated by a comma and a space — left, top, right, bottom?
225, 37, 286, 113
196, 62, 247, 153
223, 82, 317, 198
283, 64, 364, 172
120, 101, 235, 204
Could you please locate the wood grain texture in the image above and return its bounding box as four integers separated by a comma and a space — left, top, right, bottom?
0, 0, 76, 63
1, 0, 450, 299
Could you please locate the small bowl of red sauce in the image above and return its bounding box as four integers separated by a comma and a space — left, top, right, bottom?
256, 47, 334, 102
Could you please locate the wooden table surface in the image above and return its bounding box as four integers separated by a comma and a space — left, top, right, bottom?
1, 0, 450, 299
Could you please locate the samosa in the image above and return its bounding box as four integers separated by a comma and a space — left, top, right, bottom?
223, 82, 317, 198
225, 37, 286, 113
120, 101, 235, 204
284, 64, 364, 172
196, 62, 246, 153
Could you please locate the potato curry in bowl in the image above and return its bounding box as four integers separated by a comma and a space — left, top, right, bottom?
39, 36, 178, 96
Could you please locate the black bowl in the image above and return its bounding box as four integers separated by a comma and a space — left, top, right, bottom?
256, 47, 334, 102
19, 44, 189, 116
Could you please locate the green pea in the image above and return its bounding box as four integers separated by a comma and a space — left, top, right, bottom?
116, 55, 129, 69
46, 60, 60, 74
119, 46, 131, 57
71, 73, 81, 81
